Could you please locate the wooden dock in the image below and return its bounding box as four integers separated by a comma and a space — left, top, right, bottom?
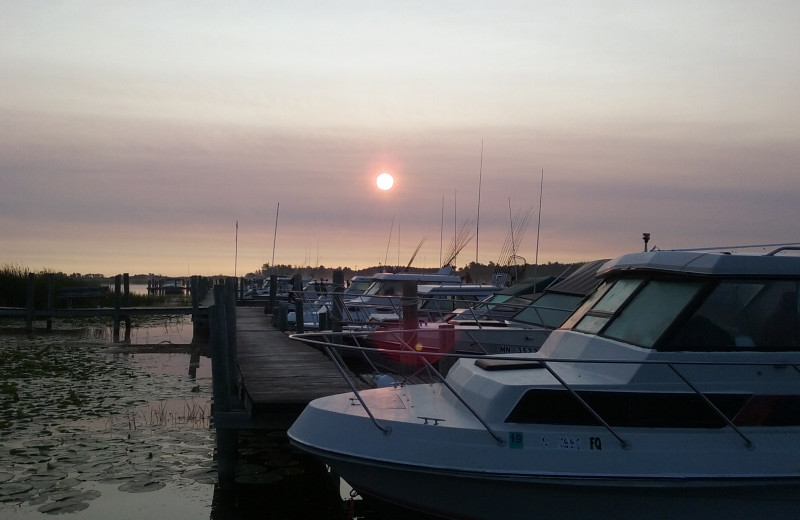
208, 284, 369, 487
234, 306, 361, 425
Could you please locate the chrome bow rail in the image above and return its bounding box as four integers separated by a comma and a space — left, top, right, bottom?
291, 329, 800, 450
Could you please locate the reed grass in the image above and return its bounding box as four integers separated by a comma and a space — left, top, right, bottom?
0, 264, 179, 309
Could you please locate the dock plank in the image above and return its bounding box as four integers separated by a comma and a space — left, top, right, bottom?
234, 307, 363, 420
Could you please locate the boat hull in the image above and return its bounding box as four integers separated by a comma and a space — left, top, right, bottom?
289, 382, 800, 520
297, 444, 800, 520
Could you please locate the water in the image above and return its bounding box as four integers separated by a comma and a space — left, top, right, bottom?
0, 323, 438, 519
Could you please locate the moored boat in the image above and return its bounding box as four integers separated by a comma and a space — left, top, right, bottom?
288, 247, 800, 519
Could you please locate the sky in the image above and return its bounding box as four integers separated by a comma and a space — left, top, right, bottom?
2, 1, 799, 277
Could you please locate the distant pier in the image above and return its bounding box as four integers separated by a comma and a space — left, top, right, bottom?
0, 273, 212, 341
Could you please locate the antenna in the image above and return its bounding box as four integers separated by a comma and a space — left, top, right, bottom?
508, 197, 518, 282
234, 220, 239, 278
453, 189, 457, 265
384, 214, 395, 267
270, 202, 280, 274
476, 139, 483, 264
532, 169, 544, 286
440, 196, 444, 267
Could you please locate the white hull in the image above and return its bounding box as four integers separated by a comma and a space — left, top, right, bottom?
308, 450, 799, 520
289, 383, 800, 520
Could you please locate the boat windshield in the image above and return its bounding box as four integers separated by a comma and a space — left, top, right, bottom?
564, 275, 800, 351
512, 292, 585, 328
363, 280, 403, 297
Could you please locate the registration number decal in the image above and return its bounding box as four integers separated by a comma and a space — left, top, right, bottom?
539, 436, 603, 450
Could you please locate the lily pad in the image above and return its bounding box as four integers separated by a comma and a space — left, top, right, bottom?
118, 479, 166, 493
28, 470, 69, 482
181, 467, 217, 485
37, 499, 91, 514
0, 482, 34, 496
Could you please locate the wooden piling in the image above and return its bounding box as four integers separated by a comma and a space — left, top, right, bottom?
332, 270, 344, 333
209, 284, 236, 488
293, 274, 304, 333
267, 274, 278, 313
113, 275, 121, 342
223, 278, 238, 390
25, 273, 35, 333
123, 273, 131, 342
46, 274, 54, 331
190, 275, 210, 342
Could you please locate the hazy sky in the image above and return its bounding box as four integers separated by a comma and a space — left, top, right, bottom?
2, 1, 799, 276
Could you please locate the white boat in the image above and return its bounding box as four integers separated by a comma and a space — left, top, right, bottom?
242, 275, 294, 301
287, 277, 374, 330
363, 260, 604, 371
319, 267, 465, 326
288, 247, 800, 519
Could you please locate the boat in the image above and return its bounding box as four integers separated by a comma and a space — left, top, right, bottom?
362, 259, 605, 372
148, 277, 186, 295
288, 247, 800, 519
317, 267, 466, 327
242, 275, 294, 301
286, 277, 374, 330
366, 283, 502, 325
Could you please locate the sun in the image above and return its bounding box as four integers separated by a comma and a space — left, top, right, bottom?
376, 172, 394, 191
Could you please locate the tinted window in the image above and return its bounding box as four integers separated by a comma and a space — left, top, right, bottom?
604, 280, 702, 347
665, 280, 799, 350
574, 278, 645, 334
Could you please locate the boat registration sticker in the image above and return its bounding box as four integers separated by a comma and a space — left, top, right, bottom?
509, 432, 523, 449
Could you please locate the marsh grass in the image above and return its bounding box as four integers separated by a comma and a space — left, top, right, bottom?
113, 400, 209, 431
0, 264, 185, 309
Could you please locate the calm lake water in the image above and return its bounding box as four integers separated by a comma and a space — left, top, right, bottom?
0, 318, 438, 520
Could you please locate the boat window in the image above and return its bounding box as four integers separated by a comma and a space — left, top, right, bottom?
364, 281, 402, 296
505, 390, 800, 427
664, 280, 799, 351
573, 278, 645, 334
513, 293, 584, 328
560, 280, 613, 330
604, 280, 703, 347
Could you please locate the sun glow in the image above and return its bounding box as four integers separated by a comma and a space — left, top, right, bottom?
376, 172, 394, 190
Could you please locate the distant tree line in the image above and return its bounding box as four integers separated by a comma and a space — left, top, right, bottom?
246, 261, 585, 285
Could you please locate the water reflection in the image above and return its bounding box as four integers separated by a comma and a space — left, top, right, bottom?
80, 316, 195, 345
0, 327, 440, 519
210, 431, 345, 519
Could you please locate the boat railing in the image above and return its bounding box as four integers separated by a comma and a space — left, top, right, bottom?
291, 329, 800, 450
288, 290, 566, 333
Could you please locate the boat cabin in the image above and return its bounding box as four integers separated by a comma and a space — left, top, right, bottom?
560, 249, 800, 351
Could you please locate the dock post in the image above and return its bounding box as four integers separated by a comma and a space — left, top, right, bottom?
123, 273, 131, 342
209, 284, 236, 488
331, 270, 344, 334
113, 275, 121, 342
267, 274, 278, 313
224, 277, 238, 393
25, 273, 35, 333
293, 274, 304, 333
46, 274, 54, 331
190, 275, 209, 342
